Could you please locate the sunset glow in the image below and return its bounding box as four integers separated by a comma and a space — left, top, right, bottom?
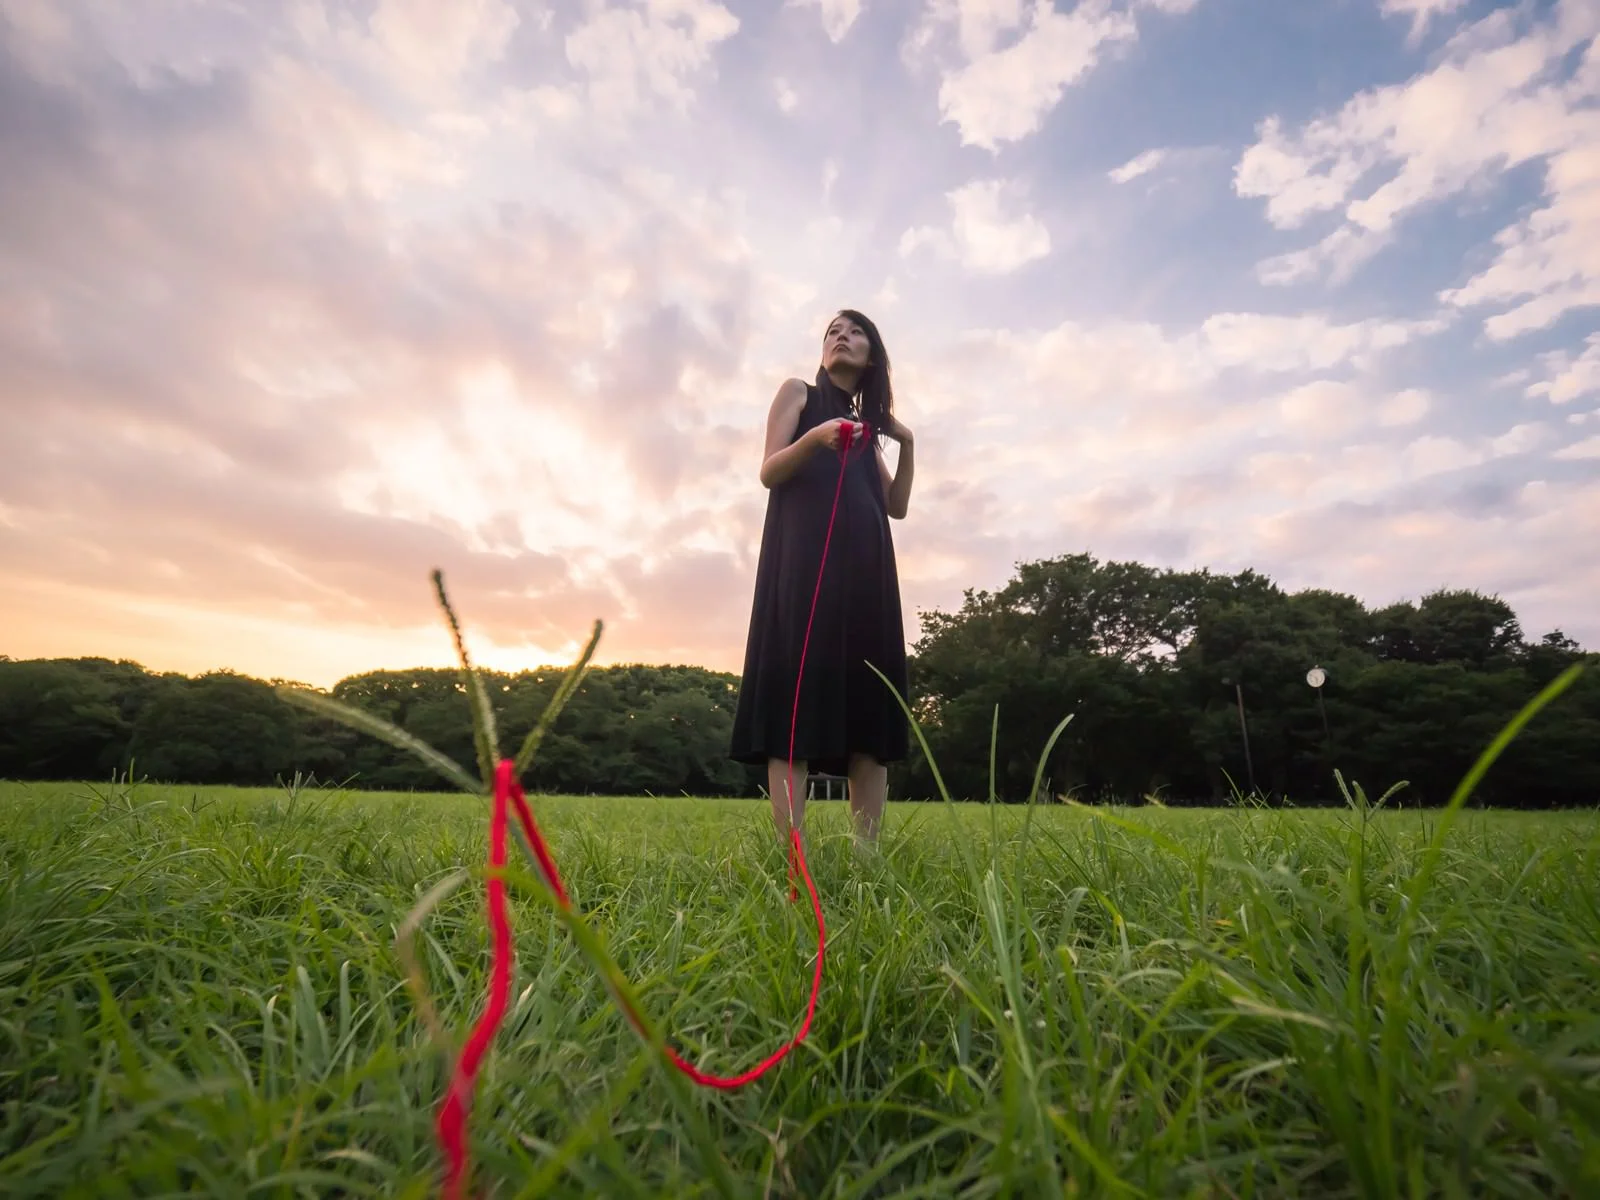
4, 0, 1598, 689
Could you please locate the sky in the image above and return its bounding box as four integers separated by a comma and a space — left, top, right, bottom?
2, 0, 1598, 689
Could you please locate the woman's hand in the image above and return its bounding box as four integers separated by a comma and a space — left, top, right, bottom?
806, 418, 862, 452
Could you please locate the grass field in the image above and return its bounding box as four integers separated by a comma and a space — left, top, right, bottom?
2, 777, 1598, 1198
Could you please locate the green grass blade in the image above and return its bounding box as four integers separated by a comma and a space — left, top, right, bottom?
431, 568, 500, 788
498, 859, 740, 1200
395, 867, 470, 1057
513, 620, 604, 777
1400, 661, 1586, 928
275, 687, 481, 795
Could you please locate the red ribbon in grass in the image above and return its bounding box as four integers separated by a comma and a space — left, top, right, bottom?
435, 419, 869, 1199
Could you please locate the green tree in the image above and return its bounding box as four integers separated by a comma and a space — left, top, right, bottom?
1184, 582, 1379, 802
0, 660, 128, 779
1, 559, 1590, 808
905, 555, 1213, 802
128, 671, 298, 785
1371, 590, 1522, 667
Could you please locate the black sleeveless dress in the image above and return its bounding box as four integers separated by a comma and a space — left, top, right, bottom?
729, 376, 910, 777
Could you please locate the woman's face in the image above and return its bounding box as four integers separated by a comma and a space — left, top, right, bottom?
822, 315, 871, 372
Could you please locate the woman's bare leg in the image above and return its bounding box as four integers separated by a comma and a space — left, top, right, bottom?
847, 753, 887, 843
768, 757, 807, 841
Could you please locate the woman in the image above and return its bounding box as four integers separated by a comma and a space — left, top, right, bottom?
729, 309, 916, 845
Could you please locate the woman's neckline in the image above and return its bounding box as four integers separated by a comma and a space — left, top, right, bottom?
817, 381, 860, 418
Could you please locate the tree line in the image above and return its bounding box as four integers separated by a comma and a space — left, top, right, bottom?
904, 555, 1596, 808
2, 554, 1594, 807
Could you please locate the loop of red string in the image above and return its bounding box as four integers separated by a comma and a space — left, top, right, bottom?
435, 419, 871, 1200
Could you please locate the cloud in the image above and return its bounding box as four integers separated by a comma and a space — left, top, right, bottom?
947, 299, 1587, 649
1254, 224, 1391, 287
900, 178, 1051, 272
927, 0, 1029, 61
561, 0, 741, 121
912, 308, 1448, 472
1379, 0, 1469, 46
790, 0, 863, 43
1276, 379, 1374, 437
1490, 421, 1552, 456
1528, 332, 1600, 405
886, 314, 1453, 525
1109, 147, 1167, 183
875, 301, 1600, 647
0, 3, 783, 684
891, 349, 1600, 650
1379, 387, 1431, 427
1235, 1, 1600, 339
892, 473, 1031, 601
1554, 434, 1600, 460
365, 0, 521, 89
919, 0, 1139, 151
1197, 310, 1447, 372
1235, 473, 1600, 643
904, 0, 1205, 152
2, 0, 1596, 689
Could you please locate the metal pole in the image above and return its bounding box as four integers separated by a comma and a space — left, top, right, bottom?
1235, 682, 1257, 796
1306, 666, 1331, 775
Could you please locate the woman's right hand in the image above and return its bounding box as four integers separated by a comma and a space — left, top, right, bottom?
807, 418, 858, 452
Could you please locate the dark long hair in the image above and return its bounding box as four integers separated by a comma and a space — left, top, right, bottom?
819, 308, 893, 432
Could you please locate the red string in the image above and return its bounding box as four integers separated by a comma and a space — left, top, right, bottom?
434, 419, 869, 1198
435, 763, 513, 1200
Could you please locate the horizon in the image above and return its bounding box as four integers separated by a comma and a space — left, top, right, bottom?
8, 557, 1584, 691
7, 560, 1589, 690
4, 0, 1599, 692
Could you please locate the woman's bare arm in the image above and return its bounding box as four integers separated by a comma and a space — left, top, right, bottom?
758, 379, 814, 489
761, 379, 856, 488
878, 424, 915, 519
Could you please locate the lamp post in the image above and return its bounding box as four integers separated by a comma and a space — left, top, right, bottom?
1220, 675, 1258, 797
1306, 665, 1334, 804
1306, 665, 1331, 750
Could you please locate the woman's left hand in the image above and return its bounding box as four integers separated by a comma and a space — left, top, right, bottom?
881, 415, 914, 445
